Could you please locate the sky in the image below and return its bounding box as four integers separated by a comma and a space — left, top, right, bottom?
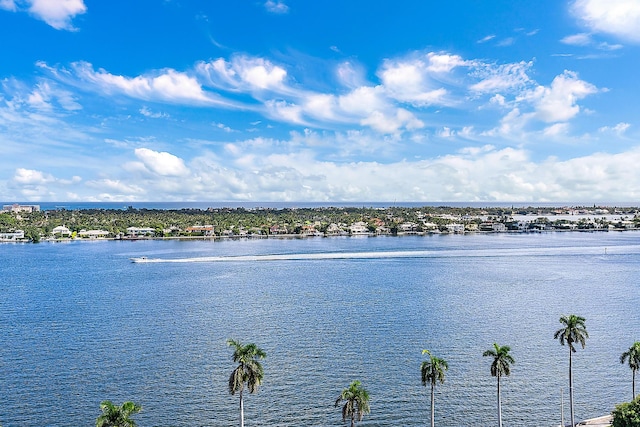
1, 0, 640, 203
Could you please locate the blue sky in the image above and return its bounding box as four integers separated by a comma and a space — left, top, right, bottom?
1, 0, 640, 203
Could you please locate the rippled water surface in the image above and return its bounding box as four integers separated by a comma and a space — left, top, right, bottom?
2, 232, 640, 426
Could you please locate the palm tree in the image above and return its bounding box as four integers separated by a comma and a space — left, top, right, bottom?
483, 343, 514, 427
554, 314, 588, 427
95, 401, 141, 427
227, 338, 266, 427
421, 349, 448, 427
335, 380, 371, 427
620, 341, 640, 400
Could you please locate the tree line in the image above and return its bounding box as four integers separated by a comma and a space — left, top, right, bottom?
86, 314, 640, 427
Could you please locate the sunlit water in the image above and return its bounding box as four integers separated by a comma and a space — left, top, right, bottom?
1, 232, 640, 427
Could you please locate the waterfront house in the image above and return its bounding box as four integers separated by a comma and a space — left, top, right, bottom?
126, 226, 155, 237
398, 222, 419, 233
349, 221, 370, 235
52, 225, 72, 237
185, 225, 215, 236
78, 229, 110, 239
0, 230, 25, 241
326, 223, 347, 236
446, 223, 465, 233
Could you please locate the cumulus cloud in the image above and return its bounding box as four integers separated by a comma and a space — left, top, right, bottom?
531, 70, 598, 123
13, 168, 56, 184
1, 0, 87, 31
379, 59, 449, 105
572, 0, 640, 43
134, 148, 190, 177
28, 0, 86, 30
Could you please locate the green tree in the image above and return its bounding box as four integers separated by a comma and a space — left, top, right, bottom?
621, 342, 640, 400
483, 343, 514, 427
95, 401, 141, 427
335, 380, 370, 427
554, 314, 589, 427
612, 396, 640, 427
421, 349, 448, 427
227, 338, 266, 427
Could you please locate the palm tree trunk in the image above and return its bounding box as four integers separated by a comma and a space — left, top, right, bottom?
569, 348, 574, 427
633, 369, 636, 400
497, 376, 502, 427
239, 389, 244, 427
351, 412, 355, 427
431, 383, 435, 427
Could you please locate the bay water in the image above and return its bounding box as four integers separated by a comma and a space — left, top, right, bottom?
1, 231, 640, 426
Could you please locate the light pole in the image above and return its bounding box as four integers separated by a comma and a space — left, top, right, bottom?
561, 387, 565, 427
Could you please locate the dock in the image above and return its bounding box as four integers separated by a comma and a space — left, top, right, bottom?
556, 415, 612, 426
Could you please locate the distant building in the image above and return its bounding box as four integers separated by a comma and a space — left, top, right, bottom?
78, 229, 110, 238
126, 227, 155, 236
0, 230, 25, 241
2, 204, 40, 213
52, 225, 72, 237
185, 225, 215, 236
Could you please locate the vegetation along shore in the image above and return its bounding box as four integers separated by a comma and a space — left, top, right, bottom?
2, 203, 640, 243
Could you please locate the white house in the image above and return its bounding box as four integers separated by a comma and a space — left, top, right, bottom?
446, 223, 465, 233
52, 225, 72, 237
126, 227, 155, 236
0, 230, 25, 241
349, 222, 370, 235
78, 229, 110, 238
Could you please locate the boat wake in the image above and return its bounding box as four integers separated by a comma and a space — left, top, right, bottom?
129, 244, 639, 263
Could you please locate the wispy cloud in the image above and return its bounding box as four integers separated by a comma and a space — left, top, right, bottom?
561, 32, 624, 50
477, 35, 495, 44
264, 0, 289, 14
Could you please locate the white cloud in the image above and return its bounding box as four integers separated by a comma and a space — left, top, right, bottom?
561, 33, 593, 46
70, 62, 220, 105
531, 70, 598, 123
542, 122, 570, 137
28, 0, 86, 30
470, 61, 533, 93
134, 148, 190, 177
561, 32, 624, 50
497, 37, 516, 47
360, 109, 424, 134
198, 56, 288, 92
264, 0, 289, 14
477, 35, 496, 43
572, 0, 640, 43
426, 52, 467, 73
140, 106, 168, 119
26, 81, 81, 111
0, 0, 16, 11
13, 168, 56, 184
85, 179, 145, 195
599, 122, 630, 135
379, 59, 449, 105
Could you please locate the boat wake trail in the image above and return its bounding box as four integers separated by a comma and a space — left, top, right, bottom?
130, 244, 638, 263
